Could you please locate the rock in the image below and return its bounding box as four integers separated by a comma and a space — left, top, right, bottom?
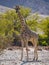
8, 48, 13, 50
38, 47, 42, 51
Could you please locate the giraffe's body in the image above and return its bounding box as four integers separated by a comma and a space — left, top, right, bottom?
15, 6, 38, 61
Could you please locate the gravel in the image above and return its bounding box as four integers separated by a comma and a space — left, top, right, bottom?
0, 47, 49, 65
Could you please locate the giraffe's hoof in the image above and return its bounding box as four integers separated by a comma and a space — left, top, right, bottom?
20, 58, 23, 61
33, 58, 38, 62
36, 58, 38, 61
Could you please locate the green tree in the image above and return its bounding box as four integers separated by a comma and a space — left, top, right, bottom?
26, 13, 39, 31
39, 17, 49, 36
39, 17, 49, 45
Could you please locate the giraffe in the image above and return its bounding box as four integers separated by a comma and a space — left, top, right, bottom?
14, 6, 38, 61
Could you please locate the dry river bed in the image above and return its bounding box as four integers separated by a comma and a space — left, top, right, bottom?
0, 47, 49, 65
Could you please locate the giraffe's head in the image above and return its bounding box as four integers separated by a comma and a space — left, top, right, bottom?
14, 5, 20, 13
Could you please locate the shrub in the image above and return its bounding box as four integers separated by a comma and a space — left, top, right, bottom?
38, 34, 48, 46
0, 35, 14, 50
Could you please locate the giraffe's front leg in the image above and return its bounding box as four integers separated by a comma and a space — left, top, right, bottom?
21, 40, 24, 61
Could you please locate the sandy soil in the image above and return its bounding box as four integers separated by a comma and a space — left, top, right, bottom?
0, 47, 49, 65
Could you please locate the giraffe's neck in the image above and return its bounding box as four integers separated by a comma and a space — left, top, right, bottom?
17, 11, 27, 31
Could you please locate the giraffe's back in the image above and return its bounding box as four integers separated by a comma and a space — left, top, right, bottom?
21, 25, 38, 40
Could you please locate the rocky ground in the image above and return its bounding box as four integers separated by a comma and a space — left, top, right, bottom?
0, 47, 49, 65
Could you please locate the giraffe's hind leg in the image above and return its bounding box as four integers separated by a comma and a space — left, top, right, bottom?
33, 39, 38, 61
25, 40, 29, 61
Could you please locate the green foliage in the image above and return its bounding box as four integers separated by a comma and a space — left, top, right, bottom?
26, 13, 39, 31
20, 6, 31, 18
39, 17, 49, 35
42, 41, 47, 46
38, 34, 48, 46
38, 17, 49, 45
